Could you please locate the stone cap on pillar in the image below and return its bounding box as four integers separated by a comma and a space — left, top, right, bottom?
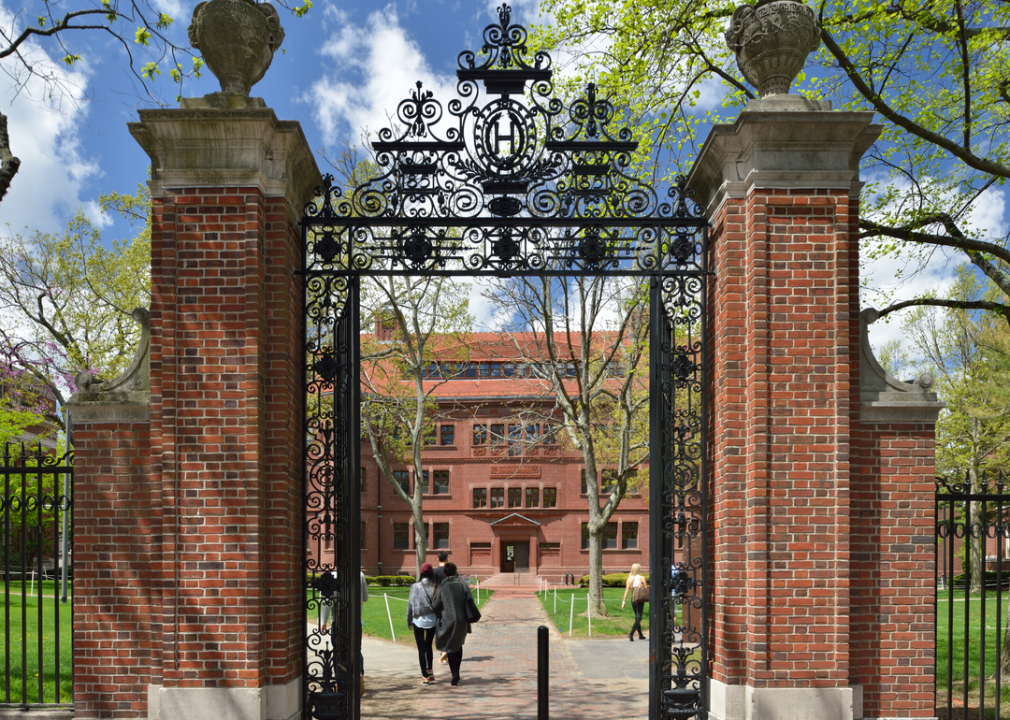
128, 105, 321, 213
67, 307, 151, 424
859, 308, 944, 423
685, 108, 882, 217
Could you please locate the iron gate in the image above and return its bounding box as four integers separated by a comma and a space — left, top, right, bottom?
1, 443, 73, 710
300, 6, 709, 718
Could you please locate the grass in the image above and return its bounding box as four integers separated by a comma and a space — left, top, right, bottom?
0, 584, 73, 706
535, 587, 663, 639
312, 584, 494, 647
938, 589, 1010, 718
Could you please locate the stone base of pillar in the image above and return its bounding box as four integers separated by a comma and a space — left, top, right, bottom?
147, 677, 300, 720
708, 678, 856, 720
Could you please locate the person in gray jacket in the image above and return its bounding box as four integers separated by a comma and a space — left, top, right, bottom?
430, 562, 471, 686
407, 562, 438, 685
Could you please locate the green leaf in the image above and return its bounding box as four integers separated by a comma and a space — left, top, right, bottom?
135, 27, 151, 45
156, 13, 173, 29
62, 53, 81, 66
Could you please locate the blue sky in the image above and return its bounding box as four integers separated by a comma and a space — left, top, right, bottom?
0, 0, 1003, 360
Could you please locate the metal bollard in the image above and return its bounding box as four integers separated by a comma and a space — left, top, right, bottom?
538, 625, 549, 720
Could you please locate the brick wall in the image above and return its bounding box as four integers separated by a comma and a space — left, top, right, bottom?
72, 423, 156, 717
850, 426, 936, 717
709, 188, 857, 690
148, 186, 303, 691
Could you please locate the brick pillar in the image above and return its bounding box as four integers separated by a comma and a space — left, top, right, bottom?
70, 98, 319, 720
688, 97, 939, 720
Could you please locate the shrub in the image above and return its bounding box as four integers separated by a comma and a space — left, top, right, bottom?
576, 572, 649, 588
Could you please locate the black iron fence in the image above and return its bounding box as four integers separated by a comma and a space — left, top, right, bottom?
937, 471, 1010, 720
0, 443, 73, 709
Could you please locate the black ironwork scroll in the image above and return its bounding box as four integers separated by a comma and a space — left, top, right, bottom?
301, 5, 709, 719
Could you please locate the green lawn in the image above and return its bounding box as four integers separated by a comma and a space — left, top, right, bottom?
0, 586, 73, 706
536, 587, 665, 639
311, 584, 493, 647
938, 589, 1010, 718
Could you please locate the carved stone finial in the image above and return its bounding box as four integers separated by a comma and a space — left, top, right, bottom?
725, 0, 821, 98
188, 0, 285, 97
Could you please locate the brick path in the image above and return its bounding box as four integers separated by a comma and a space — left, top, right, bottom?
361, 590, 649, 719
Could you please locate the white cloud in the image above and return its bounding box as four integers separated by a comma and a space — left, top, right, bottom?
83, 200, 114, 229
0, 4, 98, 235
307, 6, 459, 146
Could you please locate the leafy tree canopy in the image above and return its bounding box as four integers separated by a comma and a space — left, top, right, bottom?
537, 0, 1010, 323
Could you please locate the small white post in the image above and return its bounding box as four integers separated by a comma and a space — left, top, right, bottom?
476, 578, 480, 604
587, 594, 591, 638
553, 586, 557, 614
569, 593, 574, 638
30, 569, 35, 596
384, 593, 396, 643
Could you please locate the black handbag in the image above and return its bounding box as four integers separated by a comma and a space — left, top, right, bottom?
465, 593, 482, 623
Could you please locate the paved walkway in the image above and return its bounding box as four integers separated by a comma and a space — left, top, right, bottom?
360, 590, 649, 719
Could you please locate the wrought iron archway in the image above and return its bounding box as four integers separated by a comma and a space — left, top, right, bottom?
300, 6, 709, 719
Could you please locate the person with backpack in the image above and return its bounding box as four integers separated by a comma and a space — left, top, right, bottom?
621, 562, 648, 641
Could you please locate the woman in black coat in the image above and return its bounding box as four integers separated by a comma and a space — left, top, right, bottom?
430, 562, 472, 686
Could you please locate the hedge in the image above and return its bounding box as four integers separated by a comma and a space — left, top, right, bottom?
577, 572, 650, 588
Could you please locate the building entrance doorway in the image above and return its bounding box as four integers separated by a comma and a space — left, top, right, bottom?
501, 542, 529, 573
300, 7, 708, 719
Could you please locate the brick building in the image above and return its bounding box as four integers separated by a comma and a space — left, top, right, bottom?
311, 328, 651, 579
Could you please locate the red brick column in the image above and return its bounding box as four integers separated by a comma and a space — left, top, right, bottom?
689, 101, 938, 720
69, 102, 319, 720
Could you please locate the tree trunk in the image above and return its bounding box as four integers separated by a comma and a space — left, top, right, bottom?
586, 528, 608, 617
970, 422, 983, 595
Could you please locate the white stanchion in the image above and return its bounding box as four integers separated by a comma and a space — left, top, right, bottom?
569, 593, 574, 637
384, 593, 396, 643
553, 587, 557, 613
587, 594, 591, 638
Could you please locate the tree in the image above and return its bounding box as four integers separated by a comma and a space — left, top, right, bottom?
0, 0, 311, 202
487, 275, 650, 617
358, 276, 473, 574
536, 0, 1010, 324
901, 266, 1010, 595
0, 184, 152, 421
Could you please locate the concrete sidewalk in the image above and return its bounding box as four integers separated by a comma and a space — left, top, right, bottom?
360, 593, 649, 719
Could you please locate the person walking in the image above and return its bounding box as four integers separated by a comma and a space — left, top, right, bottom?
433, 550, 450, 665
621, 562, 648, 641
407, 562, 438, 685
431, 561, 471, 686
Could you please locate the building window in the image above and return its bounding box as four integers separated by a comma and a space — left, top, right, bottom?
433, 470, 450, 495
525, 487, 539, 508
622, 522, 638, 549
508, 424, 522, 456
490, 488, 505, 508
490, 423, 505, 446
393, 470, 410, 495
527, 424, 540, 444
478, 362, 490, 378
359, 467, 365, 492
508, 487, 522, 508
540, 542, 560, 550
393, 523, 409, 550
581, 522, 590, 550
543, 487, 557, 508
433, 523, 449, 549
419, 470, 430, 493
581, 470, 590, 495
503, 362, 516, 377
473, 424, 487, 445
544, 424, 557, 444
604, 522, 618, 549
423, 426, 437, 445
490, 362, 502, 378
602, 469, 618, 494
360, 521, 366, 548
440, 425, 455, 446
473, 488, 487, 508
324, 533, 333, 551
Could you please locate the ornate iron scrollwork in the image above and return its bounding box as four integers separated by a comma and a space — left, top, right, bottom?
302, 6, 709, 719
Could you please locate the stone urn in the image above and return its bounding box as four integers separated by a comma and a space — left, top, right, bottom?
725, 0, 820, 97
188, 0, 285, 96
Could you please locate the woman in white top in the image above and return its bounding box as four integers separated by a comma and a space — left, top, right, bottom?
621, 562, 648, 641
407, 562, 439, 684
